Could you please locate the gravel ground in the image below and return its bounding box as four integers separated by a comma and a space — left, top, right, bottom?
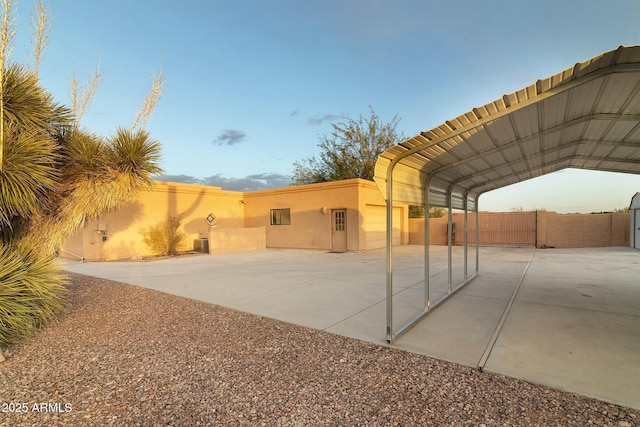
0, 273, 638, 427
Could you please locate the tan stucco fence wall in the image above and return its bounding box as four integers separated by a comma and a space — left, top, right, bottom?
60, 179, 409, 261
409, 211, 631, 248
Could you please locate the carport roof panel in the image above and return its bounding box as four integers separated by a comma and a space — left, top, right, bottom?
374, 45, 640, 209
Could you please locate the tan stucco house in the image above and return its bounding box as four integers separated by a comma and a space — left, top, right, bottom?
60, 178, 409, 261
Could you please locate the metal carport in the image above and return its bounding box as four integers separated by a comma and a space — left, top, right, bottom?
374, 45, 640, 343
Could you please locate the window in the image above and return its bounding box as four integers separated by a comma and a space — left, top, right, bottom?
334, 210, 345, 231
270, 208, 291, 225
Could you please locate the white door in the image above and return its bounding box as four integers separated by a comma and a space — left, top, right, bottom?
331, 209, 347, 252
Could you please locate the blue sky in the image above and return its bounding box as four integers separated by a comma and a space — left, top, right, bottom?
9, 0, 640, 212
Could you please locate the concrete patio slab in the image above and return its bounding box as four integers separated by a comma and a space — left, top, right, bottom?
485, 301, 640, 409
61, 245, 640, 409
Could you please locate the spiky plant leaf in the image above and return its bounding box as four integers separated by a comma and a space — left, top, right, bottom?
59, 127, 108, 182
0, 124, 59, 231
0, 244, 66, 347
107, 127, 162, 180
2, 63, 72, 131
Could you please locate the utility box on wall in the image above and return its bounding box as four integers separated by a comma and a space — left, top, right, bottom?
631, 192, 640, 250
194, 238, 209, 253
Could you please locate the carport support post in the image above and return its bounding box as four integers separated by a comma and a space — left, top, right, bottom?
385, 178, 394, 342
424, 181, 430, 310
447, 192, 453, 294
475, 196, 480, 274
463, 196, 468, 282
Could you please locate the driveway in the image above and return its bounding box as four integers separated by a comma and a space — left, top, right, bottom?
62, 245, 640, 409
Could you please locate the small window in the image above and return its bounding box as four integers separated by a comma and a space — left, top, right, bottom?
270, 208, 291, 225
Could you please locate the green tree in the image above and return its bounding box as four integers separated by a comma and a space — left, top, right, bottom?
292, 107, 404, 184
0, 0, 163, 350
408, 206, 447, 218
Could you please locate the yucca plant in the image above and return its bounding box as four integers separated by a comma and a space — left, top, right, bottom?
0, 245, 66, 347
0, 0, 164, 352
17, 127, 163, 257
0, 63, 70, 235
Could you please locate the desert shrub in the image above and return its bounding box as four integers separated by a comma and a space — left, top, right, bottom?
0, 245, 66, 347
142, 215, 186, 256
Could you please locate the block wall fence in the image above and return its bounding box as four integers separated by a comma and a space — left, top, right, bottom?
409, 211, 631, 248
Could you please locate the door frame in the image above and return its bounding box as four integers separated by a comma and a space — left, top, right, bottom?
331, 208, 348, 252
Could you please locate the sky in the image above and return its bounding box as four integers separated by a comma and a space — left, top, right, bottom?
8, 0, 640, 213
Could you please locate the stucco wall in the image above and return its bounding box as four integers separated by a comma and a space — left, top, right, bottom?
244, 179, 361, 251
62, 181, 245, 260
409, 216, 447, 245
209, 227, 266, 255
60, 179, 410, 260
243, 179, 408, 252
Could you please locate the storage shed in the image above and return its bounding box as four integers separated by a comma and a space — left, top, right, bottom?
631, 192, 640, 249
